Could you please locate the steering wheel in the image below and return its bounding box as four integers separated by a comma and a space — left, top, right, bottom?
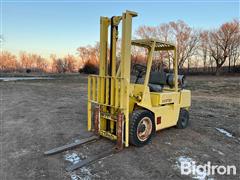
133, 64, 147, 83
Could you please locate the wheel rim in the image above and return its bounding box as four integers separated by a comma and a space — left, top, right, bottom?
137, 117, 152, 142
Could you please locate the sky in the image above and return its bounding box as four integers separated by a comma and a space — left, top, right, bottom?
1, 0, 239, 58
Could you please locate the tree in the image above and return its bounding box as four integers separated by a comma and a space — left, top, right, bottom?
19, 52, 30, 69
64, 54, 77, 72
158, 23, 172, 69
135, 24, 169, 70
231, 45, 240, 69
169, 20, 198, 69
77, 46, 89, 67
50, 54, 58, 73
0, 51, 18, 71
76, 43, 100, 69
199, 31, 209, 71
135, 20, 198, 70
229, 19, 240, 70
31, 54, 48, 72
55, 59, 67, 73
207, 19, 239, 75
135, 25, 158, 39
89, 43, 100, 65
131, 46, 147, 72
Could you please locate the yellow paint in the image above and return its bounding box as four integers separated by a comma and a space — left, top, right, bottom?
87, 11, 191, 148
87, 77, 91, 131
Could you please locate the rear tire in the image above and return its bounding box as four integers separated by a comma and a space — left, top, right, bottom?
130, 109, 154, 147
176, 108, 189, 129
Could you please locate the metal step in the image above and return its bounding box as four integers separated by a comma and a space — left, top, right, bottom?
44, 136, 99, 155
65, 149, 116, 171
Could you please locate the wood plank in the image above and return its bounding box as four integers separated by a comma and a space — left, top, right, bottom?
44, 136, 98, 155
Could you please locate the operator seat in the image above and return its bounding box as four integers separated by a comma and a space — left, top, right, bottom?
148, 70, 167, 92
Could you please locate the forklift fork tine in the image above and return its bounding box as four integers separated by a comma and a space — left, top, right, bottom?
65, 149, 117, 172
44, 136, 99, 155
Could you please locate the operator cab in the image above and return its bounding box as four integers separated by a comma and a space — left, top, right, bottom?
131, 38, 185, 92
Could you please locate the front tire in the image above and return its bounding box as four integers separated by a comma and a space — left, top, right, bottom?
130, 109, 154, 147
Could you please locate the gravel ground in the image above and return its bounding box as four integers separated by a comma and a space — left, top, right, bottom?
0, 75, 239, 180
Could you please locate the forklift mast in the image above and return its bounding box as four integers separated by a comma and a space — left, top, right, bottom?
88, 11, 138, 149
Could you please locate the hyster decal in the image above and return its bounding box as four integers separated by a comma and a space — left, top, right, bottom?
162, 99, 172, 103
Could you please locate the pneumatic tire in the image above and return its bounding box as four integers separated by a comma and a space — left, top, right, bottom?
129, 109, 155, 147
176, 108, 189, 129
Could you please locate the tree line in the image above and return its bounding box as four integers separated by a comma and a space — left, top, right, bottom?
134, 19, 239, 75
0, 19, 239, 75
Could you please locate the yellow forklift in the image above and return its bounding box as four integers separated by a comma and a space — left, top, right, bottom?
45, 10, 191, 171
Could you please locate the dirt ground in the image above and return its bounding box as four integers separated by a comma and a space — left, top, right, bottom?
0, 75, 239, 180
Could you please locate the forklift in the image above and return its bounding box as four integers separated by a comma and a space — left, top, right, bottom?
45, 10, 191, 171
